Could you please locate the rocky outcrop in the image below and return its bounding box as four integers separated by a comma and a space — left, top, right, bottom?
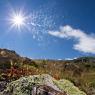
0, 49, 20, 58
0, 74, 86, 95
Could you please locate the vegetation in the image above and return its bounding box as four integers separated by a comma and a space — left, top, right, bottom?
0, 49, 95, 94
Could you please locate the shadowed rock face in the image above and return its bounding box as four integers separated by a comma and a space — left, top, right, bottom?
31, 85, 67, 95
0, 81, 7, 92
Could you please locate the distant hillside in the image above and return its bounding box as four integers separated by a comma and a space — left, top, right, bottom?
0, 48, 95, 95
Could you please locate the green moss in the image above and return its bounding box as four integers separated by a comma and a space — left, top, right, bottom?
53, 79, 86, 95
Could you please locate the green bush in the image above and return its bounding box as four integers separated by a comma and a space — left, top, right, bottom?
0, 62, 11, 69
89, 81, 95, 88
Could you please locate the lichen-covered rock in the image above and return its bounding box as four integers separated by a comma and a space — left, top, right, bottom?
54, 79, 86, 95
0, 74, 86, 95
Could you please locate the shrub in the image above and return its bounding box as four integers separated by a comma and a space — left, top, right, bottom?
0, 62, 11, 69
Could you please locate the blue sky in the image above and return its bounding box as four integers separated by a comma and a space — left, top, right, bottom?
0, 0, 95, 59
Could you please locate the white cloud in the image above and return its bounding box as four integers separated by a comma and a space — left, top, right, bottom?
48, 25, 95, 54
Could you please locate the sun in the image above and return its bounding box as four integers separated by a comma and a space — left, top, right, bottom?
11, 13, 26, 30
9, 10, 28, 31
12, 14, 24, 26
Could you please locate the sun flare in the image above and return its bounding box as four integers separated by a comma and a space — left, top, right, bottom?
9, 10, 28, 31
12, 15, 24, 26
11, 13, 25, 30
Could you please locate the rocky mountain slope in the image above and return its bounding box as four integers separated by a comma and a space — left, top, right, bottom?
0, 48, 95, 95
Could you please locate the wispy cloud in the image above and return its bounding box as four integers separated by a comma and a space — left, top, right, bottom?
48, 25, 95, 54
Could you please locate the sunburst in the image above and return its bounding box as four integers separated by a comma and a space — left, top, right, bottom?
9, 9, 28, 31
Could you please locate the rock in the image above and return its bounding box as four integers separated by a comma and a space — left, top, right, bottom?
0, 81, 7, 92
0, 74, 86, 95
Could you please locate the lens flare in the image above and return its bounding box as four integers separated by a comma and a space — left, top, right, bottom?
9, 9, 28, 31
12, 14, 24, 26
